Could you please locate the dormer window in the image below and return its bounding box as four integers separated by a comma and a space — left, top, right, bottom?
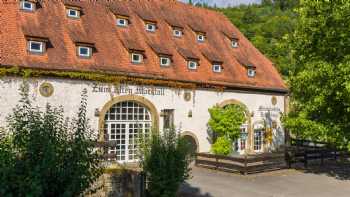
20, 0, 35, 11
160, 57, 171, 67
77, 46, 92, 58
173, 28, 183, 38
145, 23, 156, 32
28, 40, 45, 54
67, 8, 80, 18
213, 64, 222, 73
231, 39, 239, 48
131, 53, 143, 64
248, 68, 256, 77
246, 64, 256, 77
188, 60, 198, 70
117, 16, 129, 27
197, 33, 205, 42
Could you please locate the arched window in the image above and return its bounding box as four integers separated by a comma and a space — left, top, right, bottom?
104, 101, 152, 162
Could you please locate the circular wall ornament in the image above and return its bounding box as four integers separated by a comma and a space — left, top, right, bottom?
39, 82, 54, 97
184, 92, 192, 102
271, 96, 277, 106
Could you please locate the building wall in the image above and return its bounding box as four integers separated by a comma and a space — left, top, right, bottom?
0, 76, 286, 153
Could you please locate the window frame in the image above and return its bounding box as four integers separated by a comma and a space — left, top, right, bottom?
160, 57, 171, 67
20, 1, 35, 11
77, 46, 92, 58
231, 39, 239, 48
28, 40, 45, 54
131, 53, 143, 64
187, 60, 198, 70
145, 23, 156, 32
247, 68, 256, 78
116, 18, 128, 27
173, 29, 183, 37
212, 64, 222, 73
197, 34, 205, 42
67, 8, 80, 19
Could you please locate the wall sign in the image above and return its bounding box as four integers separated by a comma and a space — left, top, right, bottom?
92, 83, 165, 96
39, 82, 54, 97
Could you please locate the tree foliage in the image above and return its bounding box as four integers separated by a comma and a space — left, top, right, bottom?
208, 104, 246, 155
0, 83, 102, 196
218, 1, 298, 76
284, 0, 350, 150
140, 128, 192, 197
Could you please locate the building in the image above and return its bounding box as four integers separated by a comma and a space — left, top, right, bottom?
0, 0, 287, 163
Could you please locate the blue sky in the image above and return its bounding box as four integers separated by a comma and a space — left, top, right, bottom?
179, 0, 262, 7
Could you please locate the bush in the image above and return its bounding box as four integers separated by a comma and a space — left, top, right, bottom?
0, 83, 102, 196
140, 128, 192, 197
211, 136, 232, 156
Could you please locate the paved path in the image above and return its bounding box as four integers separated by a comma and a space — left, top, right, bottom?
179, 166, 350, 197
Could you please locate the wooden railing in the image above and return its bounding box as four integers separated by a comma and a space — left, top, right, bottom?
195, 152, 286, 175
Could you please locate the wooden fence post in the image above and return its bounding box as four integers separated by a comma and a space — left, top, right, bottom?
304, 150, 308, 168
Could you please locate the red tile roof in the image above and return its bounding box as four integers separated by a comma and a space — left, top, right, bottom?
0, 0, 287, 93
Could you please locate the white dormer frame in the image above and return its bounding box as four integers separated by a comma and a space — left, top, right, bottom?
212, 64, 222, 73
160, 56, 171, 67
247, 68, 256, 77
145, 22, 157, 32
77, 46, 92, 58
173, 28, 183, 38
131, 53, 143, 64
67, 8, 80, 19
231, 39, 239, 48
28, 40, 45, 54
197, 33, 205, 42
188, 60, 198, 70
20, 0, 35, 11
116, 18, 128, 27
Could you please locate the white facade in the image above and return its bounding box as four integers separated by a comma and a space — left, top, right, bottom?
0, 76, 286, 154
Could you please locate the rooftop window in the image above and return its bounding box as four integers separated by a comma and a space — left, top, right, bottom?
247, 68, 256, 77
145, 22, 156, 32
27, 40, 45, 54
20, 0, 35, 12
116, 18, 128, 27
131, 53, 143, 64
231, 39, 239, 48
67, 8, 80, 19
212, 64, 222, 73
188, 60, 198, 70
173, 28, 183, 38
77, 46, 92, 58
160, 57, 171, 67
197, 33, 205, 42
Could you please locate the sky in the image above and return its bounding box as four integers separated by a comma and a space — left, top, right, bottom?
179, 0, 262, 7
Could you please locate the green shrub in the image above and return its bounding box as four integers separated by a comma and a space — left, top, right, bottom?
0, 83, 102, 196
211, 136, 232, 156
140, 128, 192, 197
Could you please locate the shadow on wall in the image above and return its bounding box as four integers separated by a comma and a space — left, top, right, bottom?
177, 182, 213, 197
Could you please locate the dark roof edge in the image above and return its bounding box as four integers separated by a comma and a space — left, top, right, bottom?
0, 64, 289, 95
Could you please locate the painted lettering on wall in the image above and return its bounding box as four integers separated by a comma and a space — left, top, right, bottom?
92, 83, 165, 96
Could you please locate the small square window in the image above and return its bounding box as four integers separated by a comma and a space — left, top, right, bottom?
173, 29, 183, 37
197, 34, 205, 42
146, 23, 156, 32
188, 61, 198, 70
232, 40, 239, 48
117, 18, 128, 27
78, 46, 92, 58
28, 41, 44, 53
67, 8, 80, 18
20, 1, 35, 11
213, 64, 222, 73
131, 53, 143, 64
247, 68, 256, 77
160, 57, 171, 67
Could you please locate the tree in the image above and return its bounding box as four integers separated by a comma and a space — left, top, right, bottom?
284, 0, 350, 150
208, 104, 246, 155
0, 83, 102, 196
140, 128, 192, 197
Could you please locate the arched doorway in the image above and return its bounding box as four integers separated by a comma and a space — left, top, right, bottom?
99, 95, 159, 163
182, 133, 199, 154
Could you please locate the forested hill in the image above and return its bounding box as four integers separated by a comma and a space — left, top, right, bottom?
216, 0, 299, 77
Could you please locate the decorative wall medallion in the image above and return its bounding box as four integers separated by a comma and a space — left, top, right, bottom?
271, 96, 277, 106
39, 82, 54, 97
184, 92, 191, 102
